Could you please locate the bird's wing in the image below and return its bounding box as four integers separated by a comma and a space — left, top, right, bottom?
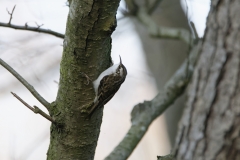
88, 73, 125, 117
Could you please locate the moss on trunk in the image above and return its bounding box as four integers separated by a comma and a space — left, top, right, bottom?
47, 0, 120, 159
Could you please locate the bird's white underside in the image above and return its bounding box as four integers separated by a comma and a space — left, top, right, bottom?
93, 63, 120, 99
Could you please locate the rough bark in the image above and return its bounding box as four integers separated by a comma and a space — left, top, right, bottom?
46, 0, 120, 159
174, 0, 240, 159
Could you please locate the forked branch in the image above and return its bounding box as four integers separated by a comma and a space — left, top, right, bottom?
0, 5, 64, 39
0, 58, 51, 110
11, 92, 54, 123
6, 5, 16, 24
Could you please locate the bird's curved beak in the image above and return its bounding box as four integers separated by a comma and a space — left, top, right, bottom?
119, 55, 122, 65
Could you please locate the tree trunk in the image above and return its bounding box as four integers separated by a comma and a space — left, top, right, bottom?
46, 0, 120, 159
174, 0, 240, 159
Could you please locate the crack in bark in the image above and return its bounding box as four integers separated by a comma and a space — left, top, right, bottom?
183, 69, 201, 159
174, 126, 185, 157
201, 54, 225, 157
175, 0, 240, 159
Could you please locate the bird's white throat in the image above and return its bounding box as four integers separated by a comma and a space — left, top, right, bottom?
93, 63, 120, 94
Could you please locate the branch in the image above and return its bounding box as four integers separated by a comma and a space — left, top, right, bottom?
2, 5, 64, 39
0, 58, 51, 110
124, 0, 191, 44
137, 7, 191, 44
190, 21, 199, 40
6, 5, 16, 24
11, 92, 54, 123
0, 22, 64, 39
104, 42, 201, 160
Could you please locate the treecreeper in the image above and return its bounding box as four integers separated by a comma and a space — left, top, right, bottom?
88, 56, 127, 117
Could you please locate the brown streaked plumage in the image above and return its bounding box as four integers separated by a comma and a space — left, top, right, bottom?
88, 56, 127, 117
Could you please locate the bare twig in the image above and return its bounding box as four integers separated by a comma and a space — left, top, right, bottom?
183, 0, 199, 41
0, 58, 51, 110
11, 92, 54, 123
7, 5, 16, 24
34, 22, 44, 29
2, 5, 64, 38
54, 80, 59, 84
182, 0, 194, 80
0, 22, 64, 39
190, 21, 199, 40
104, 42, 201, 160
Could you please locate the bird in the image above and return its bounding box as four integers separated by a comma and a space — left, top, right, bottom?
88, 56, 127, 117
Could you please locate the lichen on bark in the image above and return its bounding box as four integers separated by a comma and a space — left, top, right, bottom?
46, 0, 120, 159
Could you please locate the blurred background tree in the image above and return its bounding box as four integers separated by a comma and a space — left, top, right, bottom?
128, 0, 189, 146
